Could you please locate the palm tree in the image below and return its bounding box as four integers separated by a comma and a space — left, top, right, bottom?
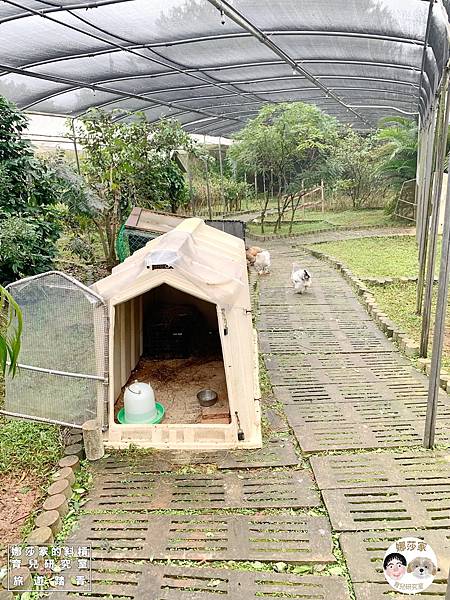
0, 286, 22, 376
375, 116, 418, 188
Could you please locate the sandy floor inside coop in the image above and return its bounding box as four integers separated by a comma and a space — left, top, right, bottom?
115, 357, 230, 424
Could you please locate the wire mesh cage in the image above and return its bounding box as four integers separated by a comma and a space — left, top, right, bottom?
116, 227, 159, 262
2, 272, 108, 428
116, 218, 246, 263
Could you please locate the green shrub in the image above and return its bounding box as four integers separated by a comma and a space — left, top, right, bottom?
0, 96, 61, 283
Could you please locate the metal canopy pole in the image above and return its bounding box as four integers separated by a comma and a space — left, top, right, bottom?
187, 153, 195, 216
416, 101, 439, 315
420, 73, 450, 357
203, 137, 213, 220
417, 0, 436, 116
205, 0, 372, 127
71, 118, 81, 175
415, 119, 426, 245
0, 62, 243, 128
218, 136, 226, 217
418, 125, 430, 246
205, 159, 212, 220
1, 0, 270, 117
423, 131, 450, 447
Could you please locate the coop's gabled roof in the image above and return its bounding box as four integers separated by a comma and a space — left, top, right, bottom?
92, 217, 248, 306
0, 0, 448, 134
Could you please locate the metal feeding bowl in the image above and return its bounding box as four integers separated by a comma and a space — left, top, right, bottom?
197, 388, 218, 407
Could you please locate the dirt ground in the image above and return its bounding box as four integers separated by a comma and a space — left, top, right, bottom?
115, 357, 230, 424
0, 473, 41, 560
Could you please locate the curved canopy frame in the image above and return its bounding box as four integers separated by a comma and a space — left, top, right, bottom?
0, 0, 448, 132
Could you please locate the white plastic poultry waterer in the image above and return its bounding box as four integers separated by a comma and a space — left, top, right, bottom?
117, 380, 165, 424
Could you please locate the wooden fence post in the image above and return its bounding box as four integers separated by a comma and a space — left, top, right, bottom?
82, 420, 105, 461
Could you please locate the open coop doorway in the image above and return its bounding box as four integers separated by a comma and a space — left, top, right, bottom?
113, 284, 231, 425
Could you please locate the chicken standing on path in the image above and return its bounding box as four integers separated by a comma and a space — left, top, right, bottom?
246, 246, 263, 266
254, 250, 271, 275
291, 263, 312, 294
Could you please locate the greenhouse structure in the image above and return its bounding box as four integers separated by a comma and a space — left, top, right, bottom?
1, 0, 450, 462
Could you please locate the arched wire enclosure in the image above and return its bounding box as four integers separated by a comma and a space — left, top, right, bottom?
0, 2, 450, 443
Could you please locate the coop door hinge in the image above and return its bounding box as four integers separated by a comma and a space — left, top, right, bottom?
221, 308, 228, 335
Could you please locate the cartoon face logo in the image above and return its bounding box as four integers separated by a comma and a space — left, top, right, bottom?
383, 537, 438, 595
407, 557, 437, 579
384, 553, 407, 581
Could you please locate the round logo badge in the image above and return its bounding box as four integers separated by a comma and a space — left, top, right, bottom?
383, 537, 437, 595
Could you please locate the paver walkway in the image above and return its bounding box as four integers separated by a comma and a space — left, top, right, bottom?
57, 230, 449, 599
260, 236, 450, 599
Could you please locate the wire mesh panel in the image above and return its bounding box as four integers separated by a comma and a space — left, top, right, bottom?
2, 272, 108, 428
117, 221, 245, 262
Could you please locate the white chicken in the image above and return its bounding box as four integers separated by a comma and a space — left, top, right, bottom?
291, 263, 312, 294
254, 250, 271, 275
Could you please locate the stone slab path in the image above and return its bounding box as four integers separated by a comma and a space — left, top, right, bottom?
260, 236, 450, 599
56, 229, 449, 599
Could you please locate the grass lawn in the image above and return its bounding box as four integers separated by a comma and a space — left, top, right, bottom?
0, 416, 61, 476
248, 209, 411, 236
369, 281, 450, 371
312, 235, 425, 278
1, 373, 62, 550
0, 414, 62, 552
309, 233, 450, 369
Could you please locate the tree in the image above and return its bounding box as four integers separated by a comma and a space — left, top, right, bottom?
375, 117, 418, 188
73, 110, 194, 267
0, 286, 22, 376
0, 96, 61, 283
228, 102, 340, 231
323, 129, 385, 209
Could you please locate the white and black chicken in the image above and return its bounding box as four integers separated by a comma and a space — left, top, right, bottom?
291, 263, 312, 294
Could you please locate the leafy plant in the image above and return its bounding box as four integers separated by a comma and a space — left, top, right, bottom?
228, 102, 340, 230
192, 170, 250, 215
0, 285, 22, 376
72, 110, 194, 267
375, 117, 418, 188
323, 129, 387, 209
0, 96, 61, 283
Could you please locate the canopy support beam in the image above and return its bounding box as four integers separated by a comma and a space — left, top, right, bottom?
218, 137, 226, 218
71, 118, 81, 175
416, 100, 439, 316
415, 117, 427, 246
1, 0, 271, 114
205, 0, 372, 127
423, 93, 450, 448
417, 0, 436, 119
0, 62, 243, 126
420, 72, 450, 357
13, 56, 426, 119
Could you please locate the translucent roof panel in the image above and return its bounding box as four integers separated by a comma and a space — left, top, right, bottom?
0, 0, 448, 132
